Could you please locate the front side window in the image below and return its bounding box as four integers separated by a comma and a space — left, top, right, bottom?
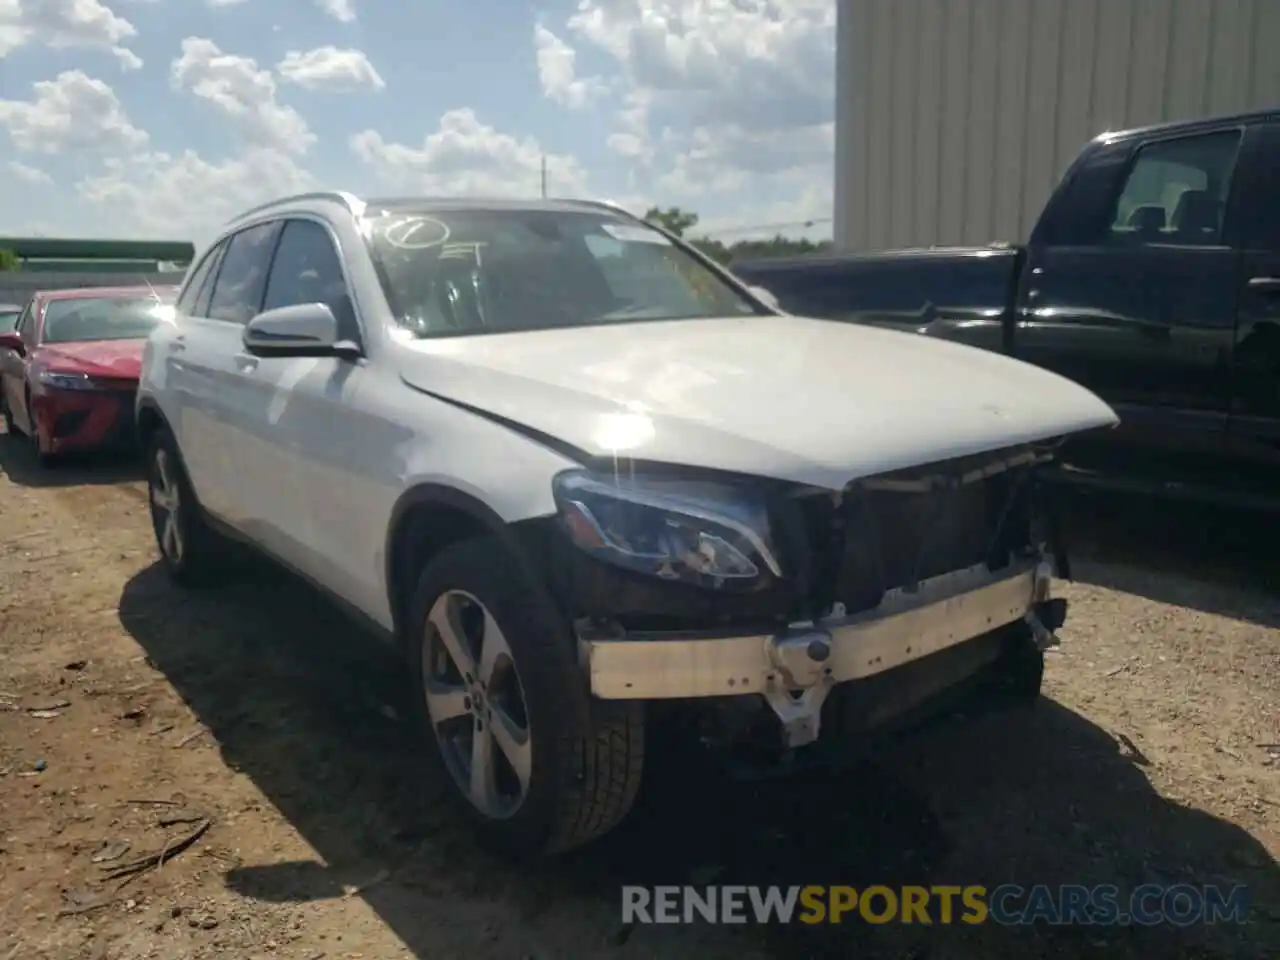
361, 207, 766, 338
262, 219, 360, 341
40, 293, 177, 344
1107, 130, 1242, 246
17, 302, 36, 341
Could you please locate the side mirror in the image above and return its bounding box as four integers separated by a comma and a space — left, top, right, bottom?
747, 285, 781, 311
0, 331, 23, 355
242, 303, 358, 359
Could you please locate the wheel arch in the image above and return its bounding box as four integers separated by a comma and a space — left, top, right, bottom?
134, 397, 169, 451
384, 483, 554, 647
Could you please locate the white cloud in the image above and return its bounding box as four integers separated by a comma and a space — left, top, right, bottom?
0, 0, 142, 67
8, 159, 52, 184
533, 25, 605, 109
0, 70, 147, 153
78, 146, 316, 242
316, 0, 353, 23
551, 0, 834, 220
171, 37, 314, 154
278, 46, 384, 92
351, 107, 587, 197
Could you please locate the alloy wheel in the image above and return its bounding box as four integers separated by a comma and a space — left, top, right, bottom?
149, 447, 185, 564
421, 589, 533, 819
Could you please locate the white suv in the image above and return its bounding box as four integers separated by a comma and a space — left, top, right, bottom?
135, 193, 1117, 855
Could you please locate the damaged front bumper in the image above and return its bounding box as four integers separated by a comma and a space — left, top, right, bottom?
579, 557, 1061, 748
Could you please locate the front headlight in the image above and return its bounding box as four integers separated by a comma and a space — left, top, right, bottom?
552, 470, 783, 591
37, 370, 103, 391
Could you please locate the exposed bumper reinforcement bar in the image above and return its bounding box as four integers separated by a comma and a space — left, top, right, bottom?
582, 559, 1056, 747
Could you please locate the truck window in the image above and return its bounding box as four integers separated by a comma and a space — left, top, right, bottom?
1106, 130, 1241, 247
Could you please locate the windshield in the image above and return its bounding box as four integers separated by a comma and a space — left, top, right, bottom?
42, 294, 176, 344
0, 309, 19, 333
362, 208, 766, 337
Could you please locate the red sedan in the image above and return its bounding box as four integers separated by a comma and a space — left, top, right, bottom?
0, 285, 178, 463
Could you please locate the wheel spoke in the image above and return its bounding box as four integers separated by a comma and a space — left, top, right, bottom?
490, 704, 531, 795
423, 684, 469, 724
428, 596, 477, 678
469, 720, 497, 812
162, 514, 183, 561
476, 609, 510, 686
156, 451, 174, 494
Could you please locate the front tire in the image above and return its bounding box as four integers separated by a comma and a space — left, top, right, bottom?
407, 537, 644, 857
145, 426, 226, 586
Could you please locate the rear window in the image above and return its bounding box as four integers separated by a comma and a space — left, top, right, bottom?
0, 309, 19, 333
42, 294, 177, 343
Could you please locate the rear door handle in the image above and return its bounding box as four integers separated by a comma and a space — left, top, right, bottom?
1246, 276, 1280, 291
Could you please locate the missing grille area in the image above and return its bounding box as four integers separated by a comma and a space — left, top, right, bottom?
797, 448, 1041, 618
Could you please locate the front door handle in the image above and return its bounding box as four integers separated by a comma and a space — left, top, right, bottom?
234, 353, 259, 372
1246, 276, 1280, 291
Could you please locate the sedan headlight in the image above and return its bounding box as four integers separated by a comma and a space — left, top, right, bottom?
37, 370, 104, 391
552, 470, 783, 591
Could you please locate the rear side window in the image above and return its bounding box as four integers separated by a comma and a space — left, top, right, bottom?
176, 246, 222, 316
1106, 130, 1242, 246
207, 222, 282, 324
193, 243, 228, 318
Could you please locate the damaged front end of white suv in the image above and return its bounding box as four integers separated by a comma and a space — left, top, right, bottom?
527, 438, 1072, 771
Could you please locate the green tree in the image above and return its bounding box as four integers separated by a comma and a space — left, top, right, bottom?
726, 235, 832, 262
643, 206, 700, 237
642, 207, 830, 264
0, 249, 20, 272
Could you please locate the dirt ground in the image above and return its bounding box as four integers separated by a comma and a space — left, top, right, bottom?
1, 432, 1277, 960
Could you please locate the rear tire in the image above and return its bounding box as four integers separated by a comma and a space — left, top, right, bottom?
407, 537, 644, 857
145, 426, 228, 587
0, 394, 14, 436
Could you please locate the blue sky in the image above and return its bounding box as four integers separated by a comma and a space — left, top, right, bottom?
0, 0, 835, 246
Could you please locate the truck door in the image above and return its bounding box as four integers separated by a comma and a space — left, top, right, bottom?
1226, 121, 1280, 481
1017, 127, 1243, 461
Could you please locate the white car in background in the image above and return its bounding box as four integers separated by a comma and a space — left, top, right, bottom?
134, 192, 1117, 855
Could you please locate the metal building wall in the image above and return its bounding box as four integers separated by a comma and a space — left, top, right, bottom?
834, 0, 1280, 252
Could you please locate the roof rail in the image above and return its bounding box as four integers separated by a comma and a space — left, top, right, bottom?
226, 191, 364, 225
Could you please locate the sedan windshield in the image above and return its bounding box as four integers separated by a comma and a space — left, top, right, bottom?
42, 295, 176, 344
361, 207, 766, 337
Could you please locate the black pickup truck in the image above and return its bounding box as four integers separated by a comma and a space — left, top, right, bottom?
735, 109, 1280, 512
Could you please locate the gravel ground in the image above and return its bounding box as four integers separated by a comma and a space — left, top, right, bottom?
0, 432, 1277, 960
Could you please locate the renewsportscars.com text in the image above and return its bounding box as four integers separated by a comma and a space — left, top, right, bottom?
620, 884, 1251, 926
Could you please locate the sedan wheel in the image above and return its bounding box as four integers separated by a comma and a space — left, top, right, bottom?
149, 446, 185, 566
421, 589, 532, 820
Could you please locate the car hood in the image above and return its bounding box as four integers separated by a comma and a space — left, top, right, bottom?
37, 339, 145, 380
395, 315, 1119, 490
